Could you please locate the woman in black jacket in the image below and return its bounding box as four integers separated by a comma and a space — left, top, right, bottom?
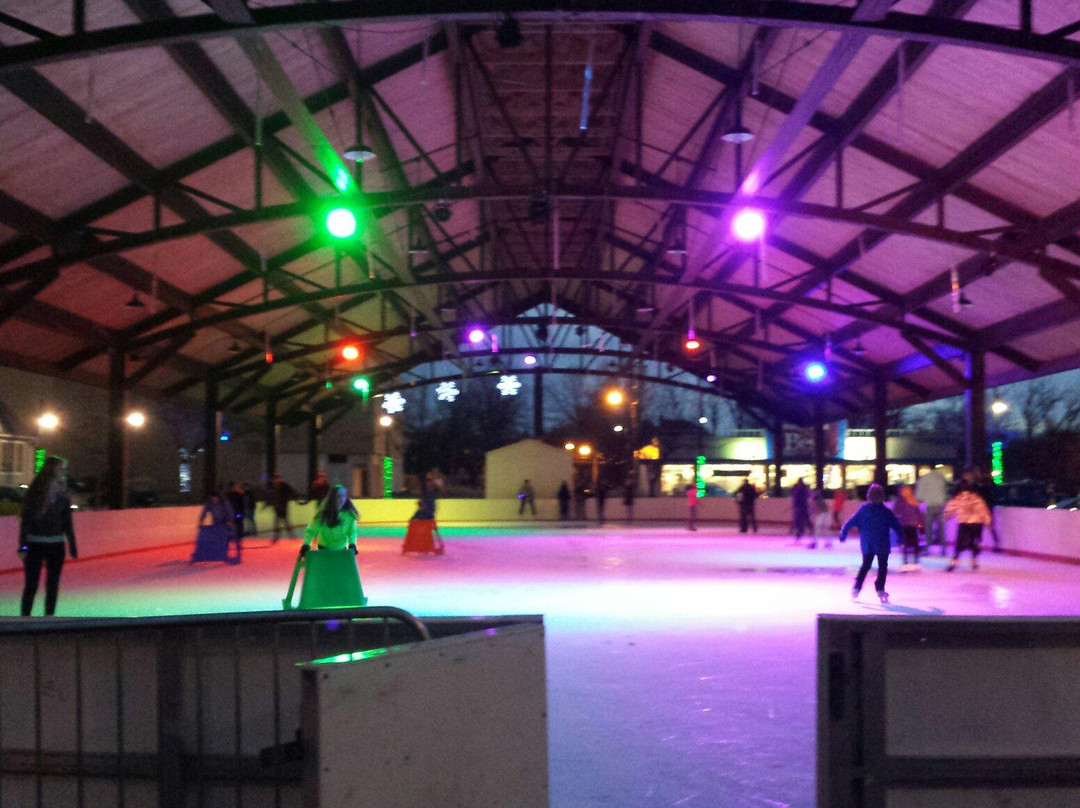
19, 456, 78, 616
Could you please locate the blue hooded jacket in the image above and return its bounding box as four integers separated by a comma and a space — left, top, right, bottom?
840, 502, 903, 556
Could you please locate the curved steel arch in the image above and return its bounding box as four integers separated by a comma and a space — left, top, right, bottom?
123, 266, 973, 353
2, 1, 1080, 72
236, 363, 810, 424
6, 184, 1075, 287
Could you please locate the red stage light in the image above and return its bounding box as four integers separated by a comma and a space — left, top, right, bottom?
340, 343, 361, 362
684, 337, 702, 352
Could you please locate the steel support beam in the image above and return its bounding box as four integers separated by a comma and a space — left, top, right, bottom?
104, 348, 127, 510
307, 413, 319, 489
964, 350, 986, 470
203, 378, 218, 497
265, 397, 277, 477
770, 420, 784, 497
873, 375, 888, 486
6, 1, 1080, 73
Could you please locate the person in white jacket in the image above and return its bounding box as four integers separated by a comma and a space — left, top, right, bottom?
915, 467, 949, 555
944, 480, 992, 572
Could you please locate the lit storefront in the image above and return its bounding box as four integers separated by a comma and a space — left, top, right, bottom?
657, 427, 954, 496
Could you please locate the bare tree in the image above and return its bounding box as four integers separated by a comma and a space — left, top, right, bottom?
1013, 380, 1059, 439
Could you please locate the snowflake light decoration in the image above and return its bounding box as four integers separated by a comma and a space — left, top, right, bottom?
497, 374, 521, 397
436, 381, 460, 403
381, 392, 406, 414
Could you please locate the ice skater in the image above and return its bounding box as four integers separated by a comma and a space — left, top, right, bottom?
517, 478, 537, 517
892, 485, 923, 570
944, 480, 992, 572
840, 483, 903, 604
18, 456, 78, 616
807, 486, 831, 549
791, 478, 811, 543
915, 466, 948, 555
736, 477, 758, 533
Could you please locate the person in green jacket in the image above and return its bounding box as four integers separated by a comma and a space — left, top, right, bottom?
300, 485, 359, 556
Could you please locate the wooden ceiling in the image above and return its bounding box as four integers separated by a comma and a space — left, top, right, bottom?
0, 1, 1079, 427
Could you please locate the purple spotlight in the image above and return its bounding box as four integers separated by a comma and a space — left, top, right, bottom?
732, 208, 766, 242
467, 327, 486, 344
706, 374, 717, 383
803, 361, 828, 383
523, 354, 537, 366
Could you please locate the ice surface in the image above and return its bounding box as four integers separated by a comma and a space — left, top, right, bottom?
3, 523, 1078, 807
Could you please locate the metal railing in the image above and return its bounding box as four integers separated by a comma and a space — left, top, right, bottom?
0, 607, 431, 808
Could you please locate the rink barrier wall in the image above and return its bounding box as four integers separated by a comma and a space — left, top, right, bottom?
0, 610, 546, 808
818, 615, 1080, 807
0, 500, 1075, 569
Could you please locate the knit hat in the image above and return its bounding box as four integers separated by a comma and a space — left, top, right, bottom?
867, 483, 885, 504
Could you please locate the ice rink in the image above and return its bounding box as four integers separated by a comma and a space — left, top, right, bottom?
3, 522, 1078, 807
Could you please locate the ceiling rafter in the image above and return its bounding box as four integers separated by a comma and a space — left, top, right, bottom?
650, 31, 1080, 260
6, 1, 1080, 73
712, 0, 979, 281
13, 182, 1079, 286
639, 0, 896, 339
0, 31, 447, 270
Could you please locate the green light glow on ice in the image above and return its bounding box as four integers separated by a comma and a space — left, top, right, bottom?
695, 455, 706, 498
383, 456, 393, 499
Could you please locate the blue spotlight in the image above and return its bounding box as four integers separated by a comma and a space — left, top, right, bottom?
804, 361, 828, 383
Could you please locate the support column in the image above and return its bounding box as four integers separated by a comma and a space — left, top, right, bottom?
533, 369, 544, 438
104, 348, 127, 510
771, 420, 784, 497
307, 412, 319, 486
965, 349, 986, 471
203, 379, 218, 497
265, 397, 277, 478
873, 376, 889, 486
813, 400, 825, 490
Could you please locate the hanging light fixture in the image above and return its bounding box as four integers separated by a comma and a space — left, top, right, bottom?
125, 292, 146, 309
721, 125, 754, 144
722, 95, 754, 143
343, 144, 376, 162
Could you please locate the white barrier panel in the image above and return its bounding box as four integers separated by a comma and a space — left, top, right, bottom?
301, 623, 548, 808
996, 506, 1080, 563
818, 616, 1080, 808
0, 506, 202, 566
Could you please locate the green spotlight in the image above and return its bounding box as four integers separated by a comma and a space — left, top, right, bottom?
352, 377, 370, 395
325, 207, 358, 239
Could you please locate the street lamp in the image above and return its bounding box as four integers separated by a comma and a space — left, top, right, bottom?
36, 412, 60, 431
564, 442, 576, 451
604, 389, 624, 407
991, 400, 1009, 416
578, 444, 592, 457
125, 411, 146, 428
379, 415, 393, 427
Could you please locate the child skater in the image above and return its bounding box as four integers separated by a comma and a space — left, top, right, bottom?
943, 479, 992, 572
892, 485, 923, 570
840, 483, 903, 604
